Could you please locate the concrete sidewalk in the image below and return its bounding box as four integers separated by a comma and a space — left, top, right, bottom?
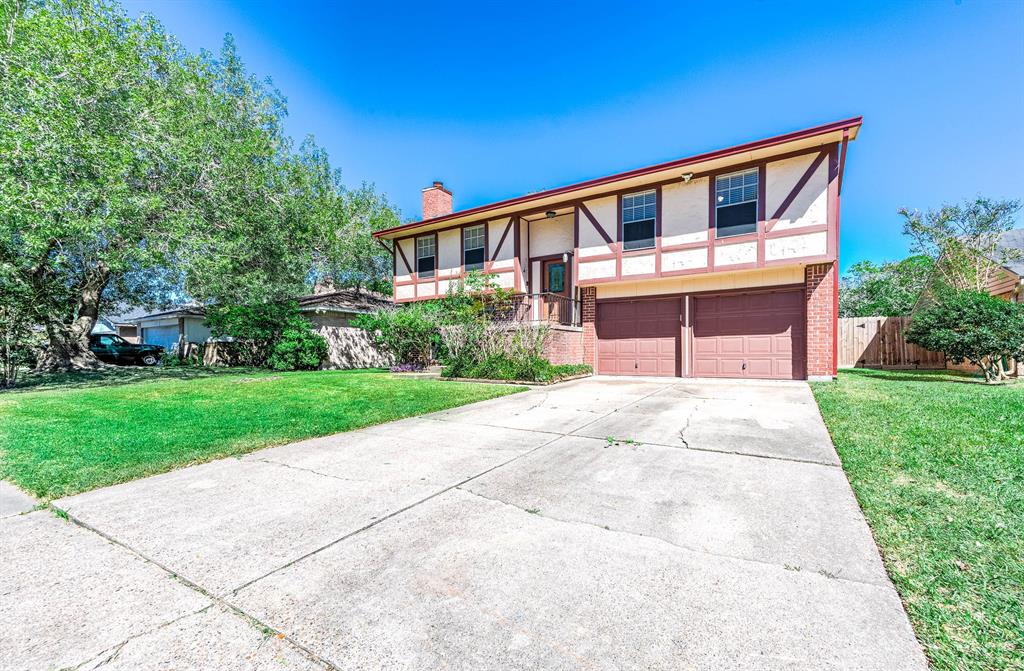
2, 377, 928, 670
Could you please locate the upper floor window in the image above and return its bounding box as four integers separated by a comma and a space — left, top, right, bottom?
622, 190, 657, 250
463, 224, 485, 271
416, 236, 435, 278
715, 169, 758, 238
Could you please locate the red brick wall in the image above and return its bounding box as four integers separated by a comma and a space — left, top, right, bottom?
543, 327, 585, 365
421, 182, 452, 220
805, 262, 837, 378
581, 286, 597, 369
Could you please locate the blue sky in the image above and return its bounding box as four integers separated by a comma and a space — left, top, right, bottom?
122, 0, 1023, 273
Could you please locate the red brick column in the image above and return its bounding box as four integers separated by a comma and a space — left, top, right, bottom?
805, 262, 836, 379
581, 286, 597, 370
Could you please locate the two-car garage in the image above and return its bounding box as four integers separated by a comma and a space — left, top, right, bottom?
595, 288, 806, 380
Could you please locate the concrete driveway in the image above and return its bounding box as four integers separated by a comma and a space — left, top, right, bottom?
1, 377, 927, 670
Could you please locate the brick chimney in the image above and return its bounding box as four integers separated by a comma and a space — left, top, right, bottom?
422, 181, 452, 220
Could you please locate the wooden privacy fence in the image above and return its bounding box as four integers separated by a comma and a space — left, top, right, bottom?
838, 316, 947, 369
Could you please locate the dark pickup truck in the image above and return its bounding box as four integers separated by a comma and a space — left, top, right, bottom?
88, 334, 164, 366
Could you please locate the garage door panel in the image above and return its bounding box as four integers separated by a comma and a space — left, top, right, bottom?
693, 290, 805, 380
596, 299, 680, 377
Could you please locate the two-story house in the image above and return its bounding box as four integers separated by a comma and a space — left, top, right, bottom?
373, 117, 861, 381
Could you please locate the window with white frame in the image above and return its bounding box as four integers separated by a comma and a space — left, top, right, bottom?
463, 224, 485, 271
621, 190, 657, 250
416, 236, 436, 277
715, 168, 758, 238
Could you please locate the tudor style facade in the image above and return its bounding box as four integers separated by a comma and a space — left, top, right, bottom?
374, 117, 861, 380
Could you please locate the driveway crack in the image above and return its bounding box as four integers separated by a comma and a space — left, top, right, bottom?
454, 487, 885, 590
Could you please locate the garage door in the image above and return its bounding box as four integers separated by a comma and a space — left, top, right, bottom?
692, 290, 805, 379
596, 298, 680, 376
140, 325, 179, 350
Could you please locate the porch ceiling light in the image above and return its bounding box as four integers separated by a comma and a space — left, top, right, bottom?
545, 210, 557, 218
682, 172, 694, 182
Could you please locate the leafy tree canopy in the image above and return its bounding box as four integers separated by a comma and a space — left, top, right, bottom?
839, 255, 934, 317
900, 197, 1022, 292
0, 0, 397, 370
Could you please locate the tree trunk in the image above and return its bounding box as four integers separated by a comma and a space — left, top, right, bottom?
34, 266, 111, 372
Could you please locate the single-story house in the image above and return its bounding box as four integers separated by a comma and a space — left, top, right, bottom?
128, 291, 392, 368
294, 289, 393, 369
373, 117, 861, 380
987, 228, 1024, 302
92, 307, 150, 343
135, 306, 210, 351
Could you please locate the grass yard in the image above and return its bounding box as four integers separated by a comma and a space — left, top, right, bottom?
812, 369, 1023, 671
0, 368, 522, 501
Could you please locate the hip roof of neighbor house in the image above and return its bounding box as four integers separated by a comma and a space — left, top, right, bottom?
134, 306, 207, 323
374, 116, 862, 240
294, 289, 392, 314
996, 228, 1024, 276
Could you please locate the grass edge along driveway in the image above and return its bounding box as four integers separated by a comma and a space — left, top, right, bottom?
0, 369, 522, 501
812, 369, 1022, 671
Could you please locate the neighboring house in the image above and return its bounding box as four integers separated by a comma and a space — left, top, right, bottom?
988, 228, 1024, 302
295, 289, 393, 369
92, 307, 150, 343
132, 292, 392, 368
136, 306, 210, 351
373, 117, 861, 380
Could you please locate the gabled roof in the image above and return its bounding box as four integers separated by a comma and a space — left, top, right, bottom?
996, 228, 1024, 276
374, 116, 862, 240
135, 305, 206, 322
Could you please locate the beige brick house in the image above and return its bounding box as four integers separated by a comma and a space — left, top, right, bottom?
374, 117, 861, 380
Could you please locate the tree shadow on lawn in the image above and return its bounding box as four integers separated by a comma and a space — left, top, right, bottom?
841, 367, 995, 385
3, 365, 267, 394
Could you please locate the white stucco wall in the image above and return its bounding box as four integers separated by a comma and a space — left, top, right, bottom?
714, 241, 758, 266
578, 258, 617, 280
577, 195, 617, 255
662, 248, 708, 272
765, 153, 828, 230
530, 213, 574, 257
621, 253, 656, 276
765, 231, 828, 260
396, 238, 415, 281
661, 178, 709, 240
488, 217, 515, 261
437, 229, 460, 272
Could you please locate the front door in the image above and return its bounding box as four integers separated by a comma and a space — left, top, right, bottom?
542, 259, 569, 324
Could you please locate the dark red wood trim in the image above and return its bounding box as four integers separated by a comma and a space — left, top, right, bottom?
513, 215, 521, 261
573, 206, 580, 248
838, 129, 849, 195
490, 217, 514, 261
579, 202, 613, 245
654, 186, 663, 275
707, 178, 716, 270
765, 224, 829, 239
374, 117, 862, 238
757, 164, 767, 266
766, 150, 828, 229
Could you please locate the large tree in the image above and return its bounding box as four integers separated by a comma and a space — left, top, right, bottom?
839, 255, 934, 317
0, 0, 397, 371
899, 196, 1022, 292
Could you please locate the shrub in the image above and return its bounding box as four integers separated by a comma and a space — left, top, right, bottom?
267, 326, 329, 371
352, 301, 443, 367
907, 288, 1024, 382
444, 355, 592, 383
206, 301, 328, 370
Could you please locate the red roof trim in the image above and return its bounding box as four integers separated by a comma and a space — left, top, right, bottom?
374, 116, 862, 238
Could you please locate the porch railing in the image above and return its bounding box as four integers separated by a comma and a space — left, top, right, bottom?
494, 292, 580, 327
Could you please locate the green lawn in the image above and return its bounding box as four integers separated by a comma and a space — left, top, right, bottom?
0, 368, 522, 501
812, 369, 1023, 671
